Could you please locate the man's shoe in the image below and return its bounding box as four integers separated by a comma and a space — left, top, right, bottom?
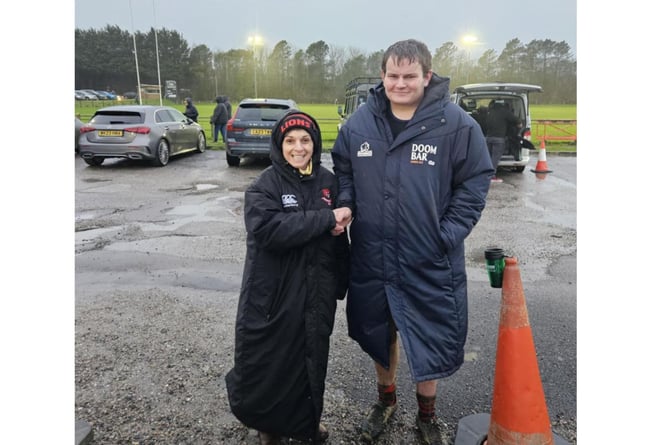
415, 415, 444, 445
360, 401, 397, 442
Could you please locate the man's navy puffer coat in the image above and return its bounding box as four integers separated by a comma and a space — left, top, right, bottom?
331, 74, 493, 382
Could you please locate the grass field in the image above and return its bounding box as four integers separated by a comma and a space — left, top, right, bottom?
75, 101, 576, 152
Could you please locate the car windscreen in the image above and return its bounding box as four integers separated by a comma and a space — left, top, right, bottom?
236, 105, 290, 122
91, 111, 144, 125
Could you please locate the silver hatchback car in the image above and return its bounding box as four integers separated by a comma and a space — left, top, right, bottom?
451, 82, 542, 172
78, 105, 207, 167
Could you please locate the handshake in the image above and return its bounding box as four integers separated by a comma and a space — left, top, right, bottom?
330, 207, 352, 236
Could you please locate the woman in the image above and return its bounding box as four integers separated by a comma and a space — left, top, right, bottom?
225, 111, 350, 444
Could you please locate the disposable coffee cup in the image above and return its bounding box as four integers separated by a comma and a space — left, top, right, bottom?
485, 248, 506, 288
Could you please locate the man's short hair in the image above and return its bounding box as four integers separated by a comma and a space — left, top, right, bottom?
381, 39, 432, 75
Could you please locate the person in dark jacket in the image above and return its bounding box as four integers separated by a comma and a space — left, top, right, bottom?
210, 95, 229, 143
226, 110, 350, 445
221, 95, 232, 141
331, 39, 493, 445
183, 97, 198, 122
485, 100, 522, 182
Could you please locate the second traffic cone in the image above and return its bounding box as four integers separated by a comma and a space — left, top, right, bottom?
531, 139, 552, 174
486, 257, 554, 445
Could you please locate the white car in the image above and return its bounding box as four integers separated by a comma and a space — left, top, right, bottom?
451, 82, 542, 172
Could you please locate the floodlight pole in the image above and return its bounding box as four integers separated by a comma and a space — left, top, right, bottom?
129, 0, 142, 104
153, 0, 162, 106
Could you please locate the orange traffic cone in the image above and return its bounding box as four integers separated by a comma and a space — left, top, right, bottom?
485, 257, 554, 445
531, 139, 552, 174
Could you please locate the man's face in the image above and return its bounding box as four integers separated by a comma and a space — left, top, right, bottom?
382, 57, 432, 108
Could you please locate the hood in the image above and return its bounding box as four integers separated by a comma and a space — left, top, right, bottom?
215, 96, 224, 103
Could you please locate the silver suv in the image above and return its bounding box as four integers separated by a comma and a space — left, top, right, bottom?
451, 82, 542, 172
225, 98, 298, 167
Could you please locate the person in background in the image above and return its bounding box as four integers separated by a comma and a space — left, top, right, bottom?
183, 97, 199, 122
485, 100, 522, 182
221, 95, 232, 142
210, 96, 229, 144
331, 39, 493, 445
226, 111, 350, 445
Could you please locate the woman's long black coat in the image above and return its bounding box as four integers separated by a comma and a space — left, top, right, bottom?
225, 113, 349, 442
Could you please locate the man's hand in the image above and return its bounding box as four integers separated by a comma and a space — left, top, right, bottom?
331, 207, 353, 236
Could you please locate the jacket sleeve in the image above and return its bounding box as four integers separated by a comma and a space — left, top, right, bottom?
440, 120, 494, 249
331, 127, 357, 214
244, 176, 337, 252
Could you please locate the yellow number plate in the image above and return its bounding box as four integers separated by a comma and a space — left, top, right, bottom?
249, 129, 271, 135
98, 130, 123, 137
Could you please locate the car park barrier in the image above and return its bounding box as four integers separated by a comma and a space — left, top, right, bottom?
534, 120, 576, 144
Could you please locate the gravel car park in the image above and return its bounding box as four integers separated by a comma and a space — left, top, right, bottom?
74, 152, 576, 444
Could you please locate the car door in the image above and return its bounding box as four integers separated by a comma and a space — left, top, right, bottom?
167, 108, 198, 151
155, 109, 184, 152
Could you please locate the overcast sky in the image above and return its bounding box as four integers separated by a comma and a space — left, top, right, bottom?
75, 0, 576, 59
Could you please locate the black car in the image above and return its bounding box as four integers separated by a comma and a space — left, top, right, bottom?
225, 98, 298, 167
337, 77, 380, 131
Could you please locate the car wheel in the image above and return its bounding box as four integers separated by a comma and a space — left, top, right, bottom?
153, 139, 170, 166
226, 152, 240, 167
197, 132, 206, 153
84, 157, 104, 166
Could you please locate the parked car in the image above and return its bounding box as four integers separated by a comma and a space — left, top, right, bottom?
225, 98, 298, 167
96, 90, 117, 100
75, 91, 87, 101
78, 105, 206, 167
450, 82, 543, 172
81, 89, 108, 100
76, 89, 98, 100
75, 117, 84, 152
123, 91, 138, 100
337, 76, 380, 131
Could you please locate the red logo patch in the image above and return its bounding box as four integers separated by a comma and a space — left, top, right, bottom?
321, 188, 332, 206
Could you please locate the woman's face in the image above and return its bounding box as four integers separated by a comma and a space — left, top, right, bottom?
282, 129, 314, 170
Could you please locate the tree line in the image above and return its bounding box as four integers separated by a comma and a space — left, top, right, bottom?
75, 25, 576, 104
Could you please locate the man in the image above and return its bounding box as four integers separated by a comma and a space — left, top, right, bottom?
485, 100, 522, 182
210, 95, 229, 144
183, 97, 199, 122
221, 95, 232, 142
331, 39, 493, 445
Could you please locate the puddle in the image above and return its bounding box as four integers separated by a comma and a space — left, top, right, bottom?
195, 183, 219, 191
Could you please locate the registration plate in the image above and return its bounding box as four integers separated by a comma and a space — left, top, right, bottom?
98, 130, 123, 137
249, 129, 271, 135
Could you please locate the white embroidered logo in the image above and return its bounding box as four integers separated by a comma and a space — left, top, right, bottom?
281, 194, 299, 208
357, 141, 373, 157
